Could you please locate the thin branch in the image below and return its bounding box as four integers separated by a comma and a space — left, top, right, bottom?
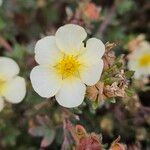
0, 36, 12, 52
98, 0, 121, 36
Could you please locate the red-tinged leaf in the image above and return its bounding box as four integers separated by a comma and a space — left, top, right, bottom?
28, 126, 46, 137
41, 137, 51, 148
75, 125, 87, 141
40, 130, 55, 148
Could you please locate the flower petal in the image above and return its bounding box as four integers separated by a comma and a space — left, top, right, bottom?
79, 38, 105, 65
55, 77, 86, 108
80, 59, 103, 86
30, 66, 62, 98
55, 24, 87, 54
0, 97, 4, 111
35, 36, 62, 65
4, 76, 26, 103
128, 48, 150, 79
0, 57, 19, 79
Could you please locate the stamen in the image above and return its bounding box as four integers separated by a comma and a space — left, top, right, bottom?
0, 77, 7, 95
139, 54, 150, 67
55, 55, 81, 78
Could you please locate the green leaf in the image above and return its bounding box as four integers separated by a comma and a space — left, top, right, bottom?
125, 71, 135, 78
104, 77, 117, 85
115, 62, 123, 69
110, 98, 116, 103
1, 128, 20, 146
107, 98, 116, 103
125, 88, 135, 97
0, 18, 6, 30
117, 0, 136, 15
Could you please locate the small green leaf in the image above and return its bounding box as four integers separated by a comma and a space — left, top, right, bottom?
125, 71, 135, 78
115, 62, 123, 69
108, 98, 116, 103
0, 18, 6, 30
125, 88, 135, 97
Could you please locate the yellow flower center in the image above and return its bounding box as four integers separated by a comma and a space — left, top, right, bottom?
0, 77, 7, 96
55, 55, 81, 78
139, 54, 150, 67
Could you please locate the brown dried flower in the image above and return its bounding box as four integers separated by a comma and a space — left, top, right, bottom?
127, 34, 145, 52
87, 70, 128, 102
104, 82, 126, 98
110, 136, 126, 150
104, 70, 128, 98
103, 42, 117, 70
87, 81, 106, 102
75, 125, 102, 150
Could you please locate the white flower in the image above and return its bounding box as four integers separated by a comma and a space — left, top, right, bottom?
0, 57, 26, 111
30, 24, 105, 108
128, 42, 150, 79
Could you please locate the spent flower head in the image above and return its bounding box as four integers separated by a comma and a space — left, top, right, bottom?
110, 136, 126, 150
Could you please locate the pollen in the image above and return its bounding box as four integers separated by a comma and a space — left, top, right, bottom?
55, 55, 81, 78
139, 54, 150, 67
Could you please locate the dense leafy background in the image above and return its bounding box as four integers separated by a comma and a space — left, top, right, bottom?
0, 0, 149, 149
